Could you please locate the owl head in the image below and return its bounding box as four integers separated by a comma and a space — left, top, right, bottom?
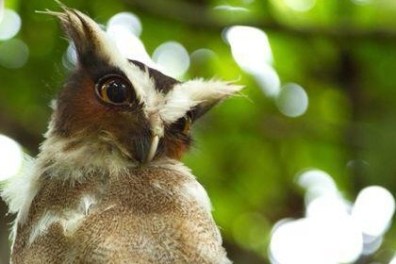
47, 5, 243, 164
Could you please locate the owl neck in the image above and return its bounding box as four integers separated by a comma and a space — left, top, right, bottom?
1, 132, 130, 226
37, 132, 137, 182
4, 128, 185, 228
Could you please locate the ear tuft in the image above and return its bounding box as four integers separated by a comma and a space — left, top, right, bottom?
38, 2, 124, 68
160, 79, 244, 123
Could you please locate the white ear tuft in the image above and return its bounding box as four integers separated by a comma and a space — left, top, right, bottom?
160, 79, 244, 123
42, 3, 126, 69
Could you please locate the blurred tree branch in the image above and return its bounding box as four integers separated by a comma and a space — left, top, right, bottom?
122, 0, 396, 41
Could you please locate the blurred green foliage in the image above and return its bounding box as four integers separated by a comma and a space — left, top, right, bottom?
2, 0, 396, 263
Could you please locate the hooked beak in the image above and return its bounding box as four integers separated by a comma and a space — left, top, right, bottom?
146, 134, 160, 162
145, 114, 164, 163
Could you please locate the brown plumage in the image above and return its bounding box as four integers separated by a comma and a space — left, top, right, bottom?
2, 4, 243, 264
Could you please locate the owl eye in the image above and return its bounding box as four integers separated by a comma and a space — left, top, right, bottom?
175, 112, 193, 134
96, 75, 134, 105
182, 115, 192, 134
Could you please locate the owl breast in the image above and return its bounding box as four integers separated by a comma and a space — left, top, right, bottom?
11, 164, 230, 264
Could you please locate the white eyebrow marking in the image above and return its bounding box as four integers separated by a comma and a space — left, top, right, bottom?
160, 79, 244, 124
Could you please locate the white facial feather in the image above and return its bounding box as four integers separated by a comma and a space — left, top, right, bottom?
38, 136, 133, 180
123, 64, 162, 115
160, 79, 244, 124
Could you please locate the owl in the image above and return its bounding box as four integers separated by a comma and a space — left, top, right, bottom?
1, 4, 243, 264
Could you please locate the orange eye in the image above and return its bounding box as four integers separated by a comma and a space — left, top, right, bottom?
96, 75, 134, 105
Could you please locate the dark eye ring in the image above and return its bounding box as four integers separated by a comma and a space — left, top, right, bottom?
96, 75, 134, 105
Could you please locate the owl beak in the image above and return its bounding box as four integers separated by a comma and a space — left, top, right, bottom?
145, 114, 164, 163
146, 135, 160, 162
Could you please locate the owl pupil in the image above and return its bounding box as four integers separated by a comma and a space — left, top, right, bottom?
96, 75, 133, 105
106, 80, 128, 103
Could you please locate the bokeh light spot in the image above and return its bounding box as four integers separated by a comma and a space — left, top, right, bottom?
270, 216, 362, 264
190, 48, 218, 76
298, 169, 338, 203
224, 26, 281, 96
362, 235, 383, 255
389, 253, 396, 264
0, 39, 29, 69
0, 0, 4, 22
225, 26, 273, 72
306, 194, 350, 219
152, 41, 190, 78
107, 17, 155, 68
214, 5, 250, 12
190, 48, 217, 64
0, 9, 21, 40
283, 0, 316, 12
276, 83, 309, 117
253, 64, 281, 97
352, 186, 395, 237
62, 42, 77, 70
0, 135, 23, 181
271, 168, 396, 264
298, 169, 336, 191
107, 12, 142, 37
